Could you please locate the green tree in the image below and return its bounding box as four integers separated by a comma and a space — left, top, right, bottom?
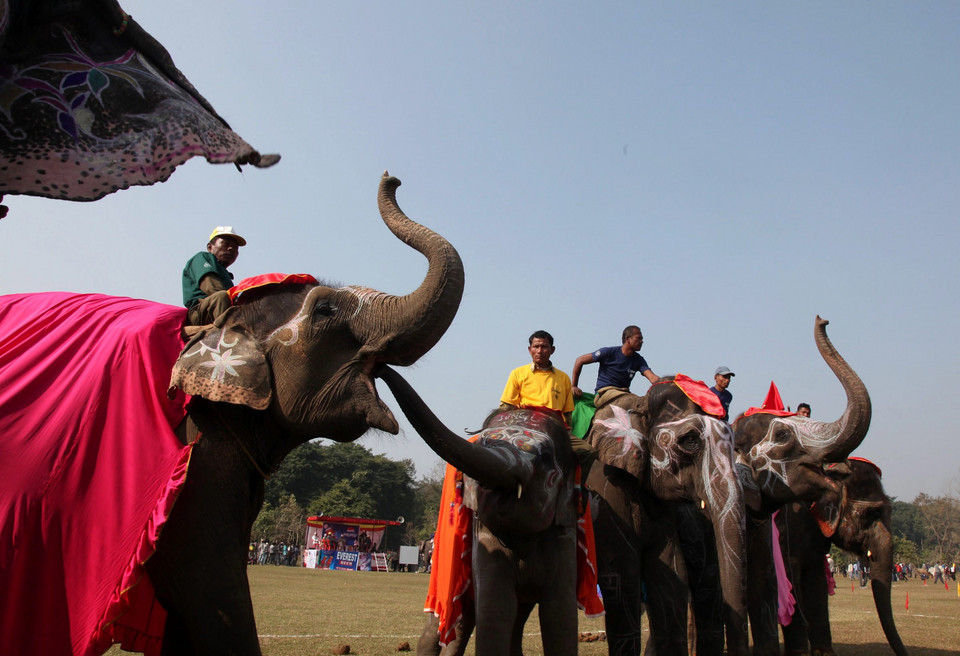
892, 534, 919, 564
310, 479, 378, 518
914, 492, 960, 563
411, 461, 446, 541
891, 498, 924, 546
251, 502, 276, 543
274, 494, 306, 545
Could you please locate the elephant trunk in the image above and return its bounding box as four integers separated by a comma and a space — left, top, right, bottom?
804, 316, 872, 462
359, 174, 465, 366
697, 423, 749, 656
866, 523, 909, 656
378, 366, 519, 488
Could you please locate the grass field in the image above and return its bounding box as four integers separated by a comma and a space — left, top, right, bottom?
108, 567, 960, 655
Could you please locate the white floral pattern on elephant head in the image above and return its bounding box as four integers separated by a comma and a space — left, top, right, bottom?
747, 417, 846, 494
170, 322, 271, 410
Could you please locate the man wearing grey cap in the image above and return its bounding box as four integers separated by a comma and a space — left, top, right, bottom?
181, 226, 246, 326
710, 366, 735, 421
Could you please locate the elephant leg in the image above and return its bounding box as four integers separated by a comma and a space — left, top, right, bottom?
473, 544, 518, 656
416, 614, 442, 656
587, 464, 646, 655
746, 516, 780, 656
159, 610, 194, 656
676, 505, 724, 656
416, 596, 475, 656
642, 514, 690, 656
511, 604, 534, 655
798, 550, 832, 654
537, 548, 578, 656
146, 438, 264, 655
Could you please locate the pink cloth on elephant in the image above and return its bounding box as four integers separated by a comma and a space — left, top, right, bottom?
771, 509, 797, 626
0, 292, 192, 656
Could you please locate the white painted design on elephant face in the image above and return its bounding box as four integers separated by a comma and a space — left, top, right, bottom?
478, 426, 560, 512
749, 417, 844, 491
340, 286, 387, 319
200, 348, 245, 383
698, 418, 738, 518
182, 330, 245, 380
265, 296, 313, 346
595, 405, 646, 458
695, 417, 744, 583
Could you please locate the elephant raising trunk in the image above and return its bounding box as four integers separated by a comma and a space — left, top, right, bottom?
735, 317, 872, 507
354, 174, 465, 368
805, 315, 872, 462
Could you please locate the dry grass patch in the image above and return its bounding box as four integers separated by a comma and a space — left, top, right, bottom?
105, 569, 959, 655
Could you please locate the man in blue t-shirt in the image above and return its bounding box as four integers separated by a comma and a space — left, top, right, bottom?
571, 325, 660, 400
709, 366, 735, 421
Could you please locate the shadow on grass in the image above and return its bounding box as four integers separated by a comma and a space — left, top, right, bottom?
832, 642, 957, 656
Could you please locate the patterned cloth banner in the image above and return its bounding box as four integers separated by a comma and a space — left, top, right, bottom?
0, 0, 278, 202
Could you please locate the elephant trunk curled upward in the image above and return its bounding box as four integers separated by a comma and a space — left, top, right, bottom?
679, 317, 884, 656
379, 367, 583, 656
149, 173, 465, 655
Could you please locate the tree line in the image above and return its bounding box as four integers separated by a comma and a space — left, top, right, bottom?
251, 440, 444, 550
252, 440, 960, 565
889, 490, 960, 565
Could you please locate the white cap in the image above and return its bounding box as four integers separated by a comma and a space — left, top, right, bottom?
208, 226, 246, 246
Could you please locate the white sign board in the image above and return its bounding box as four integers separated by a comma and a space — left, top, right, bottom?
399, 545, 419, 566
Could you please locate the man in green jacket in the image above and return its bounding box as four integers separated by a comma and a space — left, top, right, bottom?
182, 226, 245, 325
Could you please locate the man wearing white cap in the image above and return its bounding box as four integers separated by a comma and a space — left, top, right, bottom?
181, 226, 246, 325
710, 366, 735, 421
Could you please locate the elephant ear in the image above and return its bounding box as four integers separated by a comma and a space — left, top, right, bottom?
811, 483, 848, 539
169, 318, 272, 410
587, 395, 649, 481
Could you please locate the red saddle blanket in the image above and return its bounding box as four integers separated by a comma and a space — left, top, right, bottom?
0, 293, 192, 656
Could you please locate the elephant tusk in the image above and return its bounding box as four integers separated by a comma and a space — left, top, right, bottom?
517, 483, 523, 499
867, 549, 872, 558
701, 499, 706, 510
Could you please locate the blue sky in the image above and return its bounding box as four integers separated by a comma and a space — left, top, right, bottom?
2, 2, 957, 501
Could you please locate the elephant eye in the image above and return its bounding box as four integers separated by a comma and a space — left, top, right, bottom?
314, 302, 336, 318
678, 431, 701, 455
773, 428, 792, 444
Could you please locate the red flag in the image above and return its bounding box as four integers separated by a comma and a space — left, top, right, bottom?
762, 381, 786, 411
905, 592, 909, 610
946, 581, 950, 590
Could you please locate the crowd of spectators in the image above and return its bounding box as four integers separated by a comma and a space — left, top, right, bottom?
249, 540, 302, 566
831, 558, 958, 586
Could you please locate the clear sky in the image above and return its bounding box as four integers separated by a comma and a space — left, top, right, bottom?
2, 2, 957, 502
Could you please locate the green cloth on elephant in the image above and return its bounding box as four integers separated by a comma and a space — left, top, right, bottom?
570, 393, 596, 438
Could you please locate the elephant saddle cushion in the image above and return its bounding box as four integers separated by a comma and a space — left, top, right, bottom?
0, 292, 192, 656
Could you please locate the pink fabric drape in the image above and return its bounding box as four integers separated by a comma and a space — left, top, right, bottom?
0, 292, 191, 656
771, 509, 797, 626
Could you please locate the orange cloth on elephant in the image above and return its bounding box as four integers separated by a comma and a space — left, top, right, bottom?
424, 458, 603, 645
423, 459, 475, 645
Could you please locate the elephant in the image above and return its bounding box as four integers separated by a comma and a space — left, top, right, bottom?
580, 376, 750, 656
0, 0, 277, 205
776, 457, 907, 656
378, 367, 585, 656
673, 316, 875, 656
0, 173, 463, 656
